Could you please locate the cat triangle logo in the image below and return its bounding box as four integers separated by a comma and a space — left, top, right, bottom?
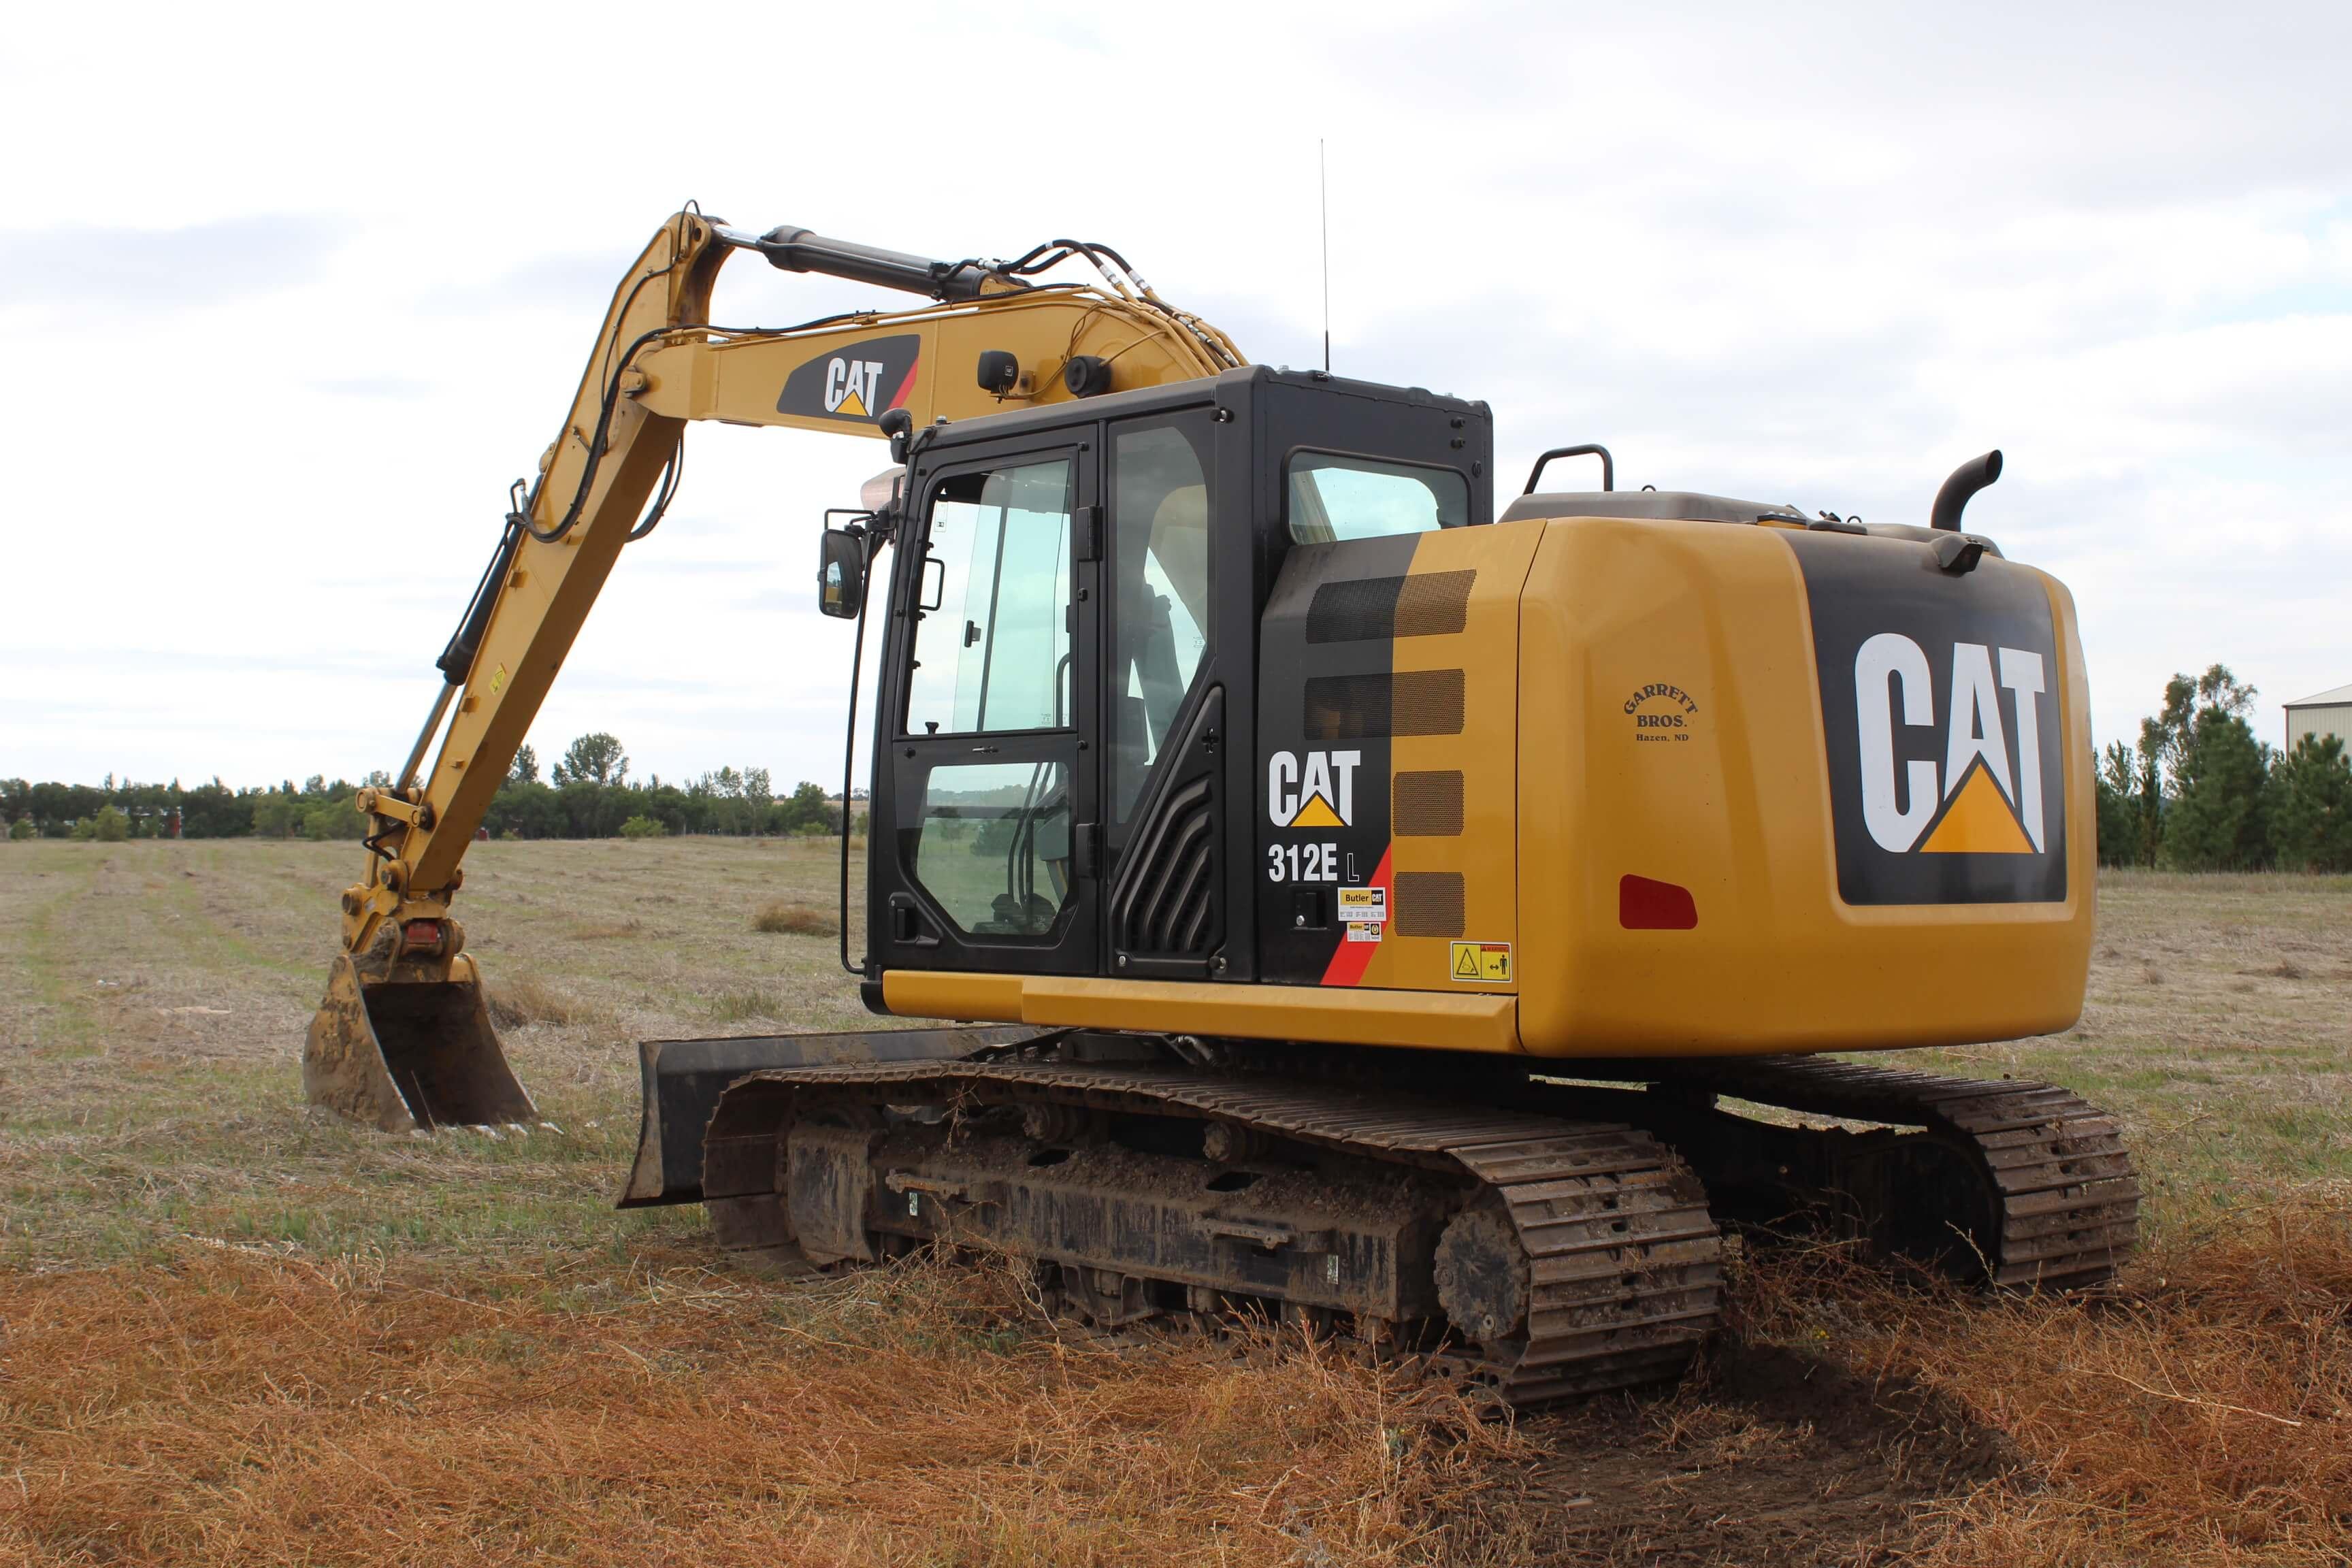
1918, 758, 2036, 854
1853, 633, 2047, 855
1267, 749, 1360, 828
835, 384, 869, 417
1288, 792, 1345, 828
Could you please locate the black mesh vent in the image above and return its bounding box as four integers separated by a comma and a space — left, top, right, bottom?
1113, 776, 1219, 956
1306, 577, 1403, 644
1393, 771, 1465, 836
1301, 670, 1465, 739
1306, 570, 1474, 643
1392, 871, 1466, 937
1392, 572, 1475, 638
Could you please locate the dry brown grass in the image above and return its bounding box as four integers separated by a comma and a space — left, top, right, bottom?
8, 845, 2349, 1563
484, 974, 589, 1029
752, 900, 837, 936
1732, 1193, 2352, 1566
0, 1246, 1513, 1567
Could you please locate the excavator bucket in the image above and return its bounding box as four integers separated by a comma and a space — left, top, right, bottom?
303, 953, 536, 1132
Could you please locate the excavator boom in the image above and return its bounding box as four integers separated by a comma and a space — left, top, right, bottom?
305, 210, 1243, 1130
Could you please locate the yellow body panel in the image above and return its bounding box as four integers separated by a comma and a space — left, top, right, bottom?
882, 971, 1520, 1054
885, 514, 2095, 1060
1511, 517, 2095, 1056
1348, 519, 1544, 993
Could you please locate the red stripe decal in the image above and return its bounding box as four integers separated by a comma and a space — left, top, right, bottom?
887, 354, 920, 412
1319, 844, 1394, 987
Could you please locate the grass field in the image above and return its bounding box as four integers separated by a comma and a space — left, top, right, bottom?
3, 839, 2347, 1565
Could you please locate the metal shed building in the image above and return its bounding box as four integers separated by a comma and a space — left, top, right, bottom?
2284, 683, 2352, 751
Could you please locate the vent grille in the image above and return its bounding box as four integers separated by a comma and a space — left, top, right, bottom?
1112, 777, 1218, 957
1392, 871, 1466, 937
1393, 771, 1465, 836
1306, 570, 1475, 643
1393, 572, 1476, 638
1302, 669, 1465, 739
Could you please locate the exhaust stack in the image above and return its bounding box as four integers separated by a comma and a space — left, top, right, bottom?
1931, 450, 2004, 532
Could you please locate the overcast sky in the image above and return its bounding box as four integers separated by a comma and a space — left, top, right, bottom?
3, 1, 2346, 790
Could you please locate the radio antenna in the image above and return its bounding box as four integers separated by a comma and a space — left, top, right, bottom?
1319, 139, 1332, 374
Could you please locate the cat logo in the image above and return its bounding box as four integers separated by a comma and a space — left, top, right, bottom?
775, 333, 921, 424
1784, 529, 2067, 906
1855, 634, 2046, 855
1267, 749, 1360, 828
823, 358, 886, 416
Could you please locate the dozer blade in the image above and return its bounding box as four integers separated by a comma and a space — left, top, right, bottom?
303, 952, 537, 1132
619, 1024, 1047, 1207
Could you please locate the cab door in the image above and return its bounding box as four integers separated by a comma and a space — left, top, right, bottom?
871, 437, 1100, 978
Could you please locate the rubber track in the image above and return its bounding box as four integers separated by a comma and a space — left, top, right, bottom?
736, 1060, 1724, 1402
1688, 1055, 2140, 1289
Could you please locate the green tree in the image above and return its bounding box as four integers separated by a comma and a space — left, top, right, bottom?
301, 795, 368, 840
553, 732, 628, 787
2094, 743, 2138, 867
75, 804, 131, 843
2143, 666, 2255, 792
250, 791, 301, 838
2105, 735, 2163, 867
509, 744, 540, 784
483, 779, 566, 839
7, 819, 31, 842
2159, 667, 2270, 870
2268, 735, 2352, 872
775, 781, 836, 834
619, 813, 668, 840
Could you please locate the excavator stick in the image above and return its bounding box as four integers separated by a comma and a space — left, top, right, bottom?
303, 952, 536, 1132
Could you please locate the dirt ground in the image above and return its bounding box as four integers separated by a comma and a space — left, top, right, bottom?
3, 840, 2347, 1565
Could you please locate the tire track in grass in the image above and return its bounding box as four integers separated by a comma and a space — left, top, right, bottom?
3, 847, 105, 1055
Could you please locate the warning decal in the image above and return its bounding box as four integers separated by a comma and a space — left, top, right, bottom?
1448, 941, 1513, 983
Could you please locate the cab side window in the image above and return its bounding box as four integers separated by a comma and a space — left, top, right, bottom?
1286, 452, 1469, 544
1109, 416, 1214, 824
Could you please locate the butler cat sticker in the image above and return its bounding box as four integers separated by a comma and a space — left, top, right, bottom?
1785, 533, 2068, 906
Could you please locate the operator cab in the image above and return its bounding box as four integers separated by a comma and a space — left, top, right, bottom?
823, 366, 1490, 1002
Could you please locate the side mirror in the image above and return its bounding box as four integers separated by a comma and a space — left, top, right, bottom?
817, 527, 866, 620
878, 407, 915, 466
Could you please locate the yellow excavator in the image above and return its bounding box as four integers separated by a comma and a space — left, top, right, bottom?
306, 208, 2136, 1405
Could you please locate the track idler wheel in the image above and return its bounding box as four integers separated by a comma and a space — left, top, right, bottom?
1432, 1204, 1529, 1345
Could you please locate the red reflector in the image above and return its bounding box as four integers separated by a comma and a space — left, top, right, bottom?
402, 919, 443, 950
1619, 875, 1697, 930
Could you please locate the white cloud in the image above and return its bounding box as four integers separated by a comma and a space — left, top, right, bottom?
1, 0, 2346, 787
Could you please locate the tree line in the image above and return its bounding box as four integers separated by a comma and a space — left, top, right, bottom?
9, 696, 2344, 868
2096, 666, 2352, 872
1, 734, 853, 843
